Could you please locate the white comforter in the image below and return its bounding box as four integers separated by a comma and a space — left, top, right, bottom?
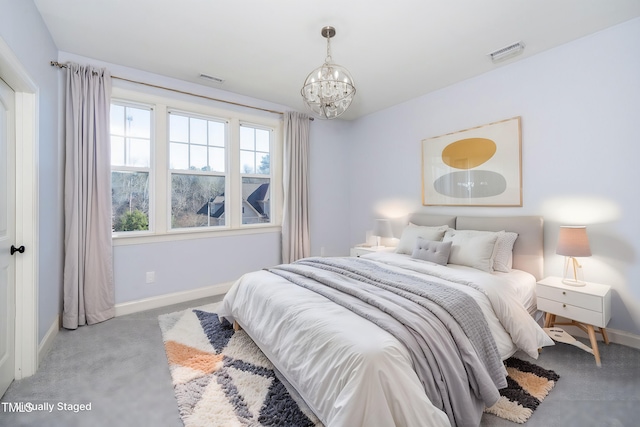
218, 252, 553, 427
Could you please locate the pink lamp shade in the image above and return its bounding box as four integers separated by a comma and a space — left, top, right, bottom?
556, 226, 592, 257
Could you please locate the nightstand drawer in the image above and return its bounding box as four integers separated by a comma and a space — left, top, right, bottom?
538, 297, 606, 327
537, 283, 603, 312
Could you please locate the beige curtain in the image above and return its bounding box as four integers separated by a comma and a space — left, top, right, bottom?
62, 63, 115, 329
282, 112, 311, 263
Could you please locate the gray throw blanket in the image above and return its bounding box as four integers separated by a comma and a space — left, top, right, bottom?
267, 257, 507, 427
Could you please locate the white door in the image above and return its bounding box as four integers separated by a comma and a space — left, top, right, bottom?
0, 77, 16, 397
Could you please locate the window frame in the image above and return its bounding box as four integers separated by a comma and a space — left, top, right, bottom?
110, 86, 283, 246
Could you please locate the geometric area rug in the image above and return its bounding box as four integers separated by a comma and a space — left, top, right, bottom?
159, 303, 558, 426
484, 357, 560, 423
158, 303, 322, 427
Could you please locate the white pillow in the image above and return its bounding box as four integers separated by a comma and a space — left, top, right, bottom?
493, 231, 518, 273
443, 229, 499, 272
395, 224, 449, 255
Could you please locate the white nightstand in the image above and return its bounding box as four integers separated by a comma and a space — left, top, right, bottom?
350, 245, 395, 257
537, 276, 611, 366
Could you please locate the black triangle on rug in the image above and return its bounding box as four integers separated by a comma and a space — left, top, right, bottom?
159, 304, 559, 426
484, 357, 560, 423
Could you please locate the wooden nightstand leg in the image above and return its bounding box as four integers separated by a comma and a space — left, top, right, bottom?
600, 327, 610, 345
544, 313, 555, 328
587, 325, 602, 367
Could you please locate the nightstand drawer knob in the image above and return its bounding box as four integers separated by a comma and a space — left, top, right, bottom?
563, 304, 567, 308
562, 291, 566, 295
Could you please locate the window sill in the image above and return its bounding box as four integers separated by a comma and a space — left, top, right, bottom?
112, 225, 282, 246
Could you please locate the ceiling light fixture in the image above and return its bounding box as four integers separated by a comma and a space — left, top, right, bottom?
488, 41, 526, 63
301, 26, 356, 120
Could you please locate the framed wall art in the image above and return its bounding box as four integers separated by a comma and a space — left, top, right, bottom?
422, 116, 522, 206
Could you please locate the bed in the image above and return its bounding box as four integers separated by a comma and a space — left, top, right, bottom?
218, 215, 554, 427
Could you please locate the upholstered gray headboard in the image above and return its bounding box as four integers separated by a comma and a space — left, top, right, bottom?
408, 214, 544, 280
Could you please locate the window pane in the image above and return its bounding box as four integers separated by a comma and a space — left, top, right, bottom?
240, 126, 254, 150
242, 177, 270, 225
111, 136, 125, 166
170, 142, 189, 170
110, 105, 125, 136
255, 129, 270, 152
256, 152, 270, 175
126, 107, 150, 138
209, 147, 225, 173
190, 144, 207, 170
209, 121, 225, 147
190, 118, 207, 145
111, 104, 151, 168
170, 113, 227, 173
171, 174, 225, 228
128, 138, 150, 167
240, 150, 254, 174
170, 114, 189, 143
112, 171, 150, 232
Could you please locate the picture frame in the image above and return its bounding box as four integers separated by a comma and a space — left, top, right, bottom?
422, 116, 522, 206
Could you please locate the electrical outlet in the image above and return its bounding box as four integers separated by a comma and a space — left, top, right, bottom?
146, 271, 156, 284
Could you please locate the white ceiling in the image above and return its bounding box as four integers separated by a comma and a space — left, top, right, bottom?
34, 0, 640, 120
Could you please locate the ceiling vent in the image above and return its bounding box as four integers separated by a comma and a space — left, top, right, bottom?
199, 73, 225, 84
488, 41, 525, 63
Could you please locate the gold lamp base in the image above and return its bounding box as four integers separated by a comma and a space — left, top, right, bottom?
563, 256, 586, 286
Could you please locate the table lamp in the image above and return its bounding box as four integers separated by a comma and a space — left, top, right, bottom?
556, 226, 591, 286
372, 219, 393, 248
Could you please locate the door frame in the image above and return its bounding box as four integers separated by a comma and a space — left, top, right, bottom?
0, 37, 39, 379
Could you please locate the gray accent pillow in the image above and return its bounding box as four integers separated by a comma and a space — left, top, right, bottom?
411, 238, 453, 265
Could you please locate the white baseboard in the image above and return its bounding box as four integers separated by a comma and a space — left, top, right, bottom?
114, 281, 234, 317
561, 324, 640, 350
38, 315, 60, 367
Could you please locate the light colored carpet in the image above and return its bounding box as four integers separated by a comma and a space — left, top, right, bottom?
1, 293, 639, 427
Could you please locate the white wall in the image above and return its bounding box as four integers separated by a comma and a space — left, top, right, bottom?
344, 17, 640, 336
0, 0, 62, 343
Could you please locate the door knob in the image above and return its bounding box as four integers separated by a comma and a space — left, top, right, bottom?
10, 245, 25, 255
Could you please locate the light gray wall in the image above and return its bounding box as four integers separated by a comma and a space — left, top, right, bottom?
308, 119, 352, 257
0, 0, 63, 342
114, 232, 281, 303
345, 17, 640, 336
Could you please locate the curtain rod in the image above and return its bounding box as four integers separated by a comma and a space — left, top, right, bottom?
50, 61, 313, 120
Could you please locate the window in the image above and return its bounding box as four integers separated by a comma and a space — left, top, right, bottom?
109, 88, 281, 240
110, 103, 152, 232
240, 125, 271, 225
169, 112, 227, 229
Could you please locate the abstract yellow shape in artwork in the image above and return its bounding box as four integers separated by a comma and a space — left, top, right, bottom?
441, 138, 496, 169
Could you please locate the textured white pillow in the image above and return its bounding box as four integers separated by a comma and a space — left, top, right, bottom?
493, 231, 518, 272
395, 224, 449, 255
411, 238, 452, 265
443, 229, 499, 272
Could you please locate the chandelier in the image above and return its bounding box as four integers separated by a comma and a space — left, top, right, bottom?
301, 26, 356, 120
